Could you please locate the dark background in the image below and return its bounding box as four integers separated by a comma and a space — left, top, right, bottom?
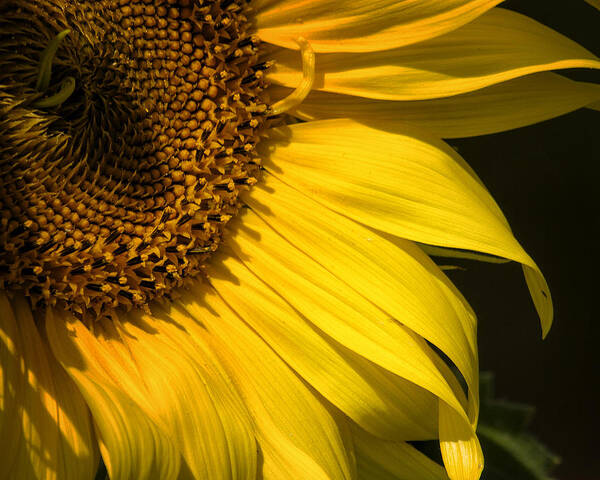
445, 2, 600, 479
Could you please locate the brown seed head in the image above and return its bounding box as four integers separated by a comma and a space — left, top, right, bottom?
0, 0, 270, 319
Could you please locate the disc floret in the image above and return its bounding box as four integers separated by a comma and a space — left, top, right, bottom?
0, 0, 270, 319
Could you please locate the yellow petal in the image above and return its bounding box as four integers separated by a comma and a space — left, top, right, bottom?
260, 119, 552, 336
174, 288, 354, 480
351, 424, 448, 480
439, 402, 484, 480
116, 308, 258, 480
244, 173, 478, 425
588, 100, 600, 111
256, 0, 502, 53
208, 250, 438, 440
45, 310, 182, 480
0, 293, 97, 480
47, 305, 258, 480
275, 73, 600, 138
218, 204, 480, 477
227, 207, 469, 418
267, 8, 600, 100
586, 0, 600, 11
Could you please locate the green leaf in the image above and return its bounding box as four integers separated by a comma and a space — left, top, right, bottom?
478, 372, 560, 480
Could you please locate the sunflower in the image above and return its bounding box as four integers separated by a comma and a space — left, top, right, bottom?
0, 1, 598, 479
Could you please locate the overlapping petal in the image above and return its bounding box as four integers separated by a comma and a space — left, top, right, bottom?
217, 206, 481, 478
351, 424, 448, 480
116, 309, 258, 480
244, 173, 479, 424
255, 0, 502, 53
207, 249, 439, 440
275, 73, 600, 138
45, 311, 182, 480
439, 403, 484, 480
259, 119, 552, 336
45, 305, 257, 480
174, 288, 355, 480
0, 293, 97, 480
267, 8, 600, 101
227, 207, 468, 416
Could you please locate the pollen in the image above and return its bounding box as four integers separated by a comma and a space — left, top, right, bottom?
0, 0, 271, 319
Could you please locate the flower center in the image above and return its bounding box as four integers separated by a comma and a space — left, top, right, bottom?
0, 0, 270, 319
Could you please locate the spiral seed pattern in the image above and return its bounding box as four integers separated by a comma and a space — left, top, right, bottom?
0, 0, 270, 319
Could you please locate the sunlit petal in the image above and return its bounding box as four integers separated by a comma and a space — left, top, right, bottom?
0, 293, 97, 480
176, 288, 355, 480
256, 0, 502, 52
351, 424, 448, 480
267, 9, 600, 100
260, 119, 552, 336
274, 73, 600, 138
46, 306, 258, 480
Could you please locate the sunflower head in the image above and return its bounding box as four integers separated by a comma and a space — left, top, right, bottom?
2, 1, 596, 479
0, 0, 271, 319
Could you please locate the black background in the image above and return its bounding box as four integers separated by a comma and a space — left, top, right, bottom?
446, 2, 600, 479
